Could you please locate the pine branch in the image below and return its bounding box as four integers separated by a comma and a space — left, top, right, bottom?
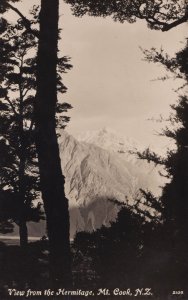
5, 95, 18, 117
6, 3, 39, 38
162, 14, 188, 32
28, 118, 35, 134
23, 87, 31, 98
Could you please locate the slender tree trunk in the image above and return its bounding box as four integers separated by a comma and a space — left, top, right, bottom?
19, 220, 28, 248
18, 137, 28, 248
35, 0, 72, 286
18, 65, 29, 249
18, 145, 29, 249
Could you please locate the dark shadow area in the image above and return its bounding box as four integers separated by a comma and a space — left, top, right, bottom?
0, 240, 50, 298
0, 205, 188, 300
73, 206, 188, 299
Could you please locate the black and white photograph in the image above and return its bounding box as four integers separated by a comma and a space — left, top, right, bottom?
0, 0, 187, 299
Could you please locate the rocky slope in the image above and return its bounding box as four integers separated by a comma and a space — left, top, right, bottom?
58, 129, 163, 237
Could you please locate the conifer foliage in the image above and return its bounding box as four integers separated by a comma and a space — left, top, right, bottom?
65, 0, 188, 31
137, 40, 188, 245
0, 19, 42, 247
0, 15, 72, 248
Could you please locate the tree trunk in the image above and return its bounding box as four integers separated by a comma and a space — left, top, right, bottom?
18, 55, 29, 248
35, 0, 72, 286
19, 221, 28, 248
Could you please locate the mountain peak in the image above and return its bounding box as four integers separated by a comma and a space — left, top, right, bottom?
76, 127, 142, 155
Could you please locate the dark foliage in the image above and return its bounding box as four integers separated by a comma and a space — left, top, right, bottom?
73, 206, 145, 287
0, 14, 72, 247
0, 239, 50, 297
0, 18, 42, 245
0, 0, 39, 37
137, 40, 188, 234
73, 200, 188, 296
65, 0, 188, 31
131, 40, 188, 292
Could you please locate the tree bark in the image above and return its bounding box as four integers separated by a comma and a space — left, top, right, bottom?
19, 220, 28, 248
35, 0, 72, 286
18, 60, 29, 248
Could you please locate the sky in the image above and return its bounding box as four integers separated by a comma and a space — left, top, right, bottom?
7, 1, 188, 147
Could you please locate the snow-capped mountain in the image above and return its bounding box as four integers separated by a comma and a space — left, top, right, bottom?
77, 127, 142, 156
58, 129, 164, 238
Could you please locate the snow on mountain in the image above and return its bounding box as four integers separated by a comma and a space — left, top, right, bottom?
77, 127, 141, 159
77, 127, 171, 159
58, 129, 164, 238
